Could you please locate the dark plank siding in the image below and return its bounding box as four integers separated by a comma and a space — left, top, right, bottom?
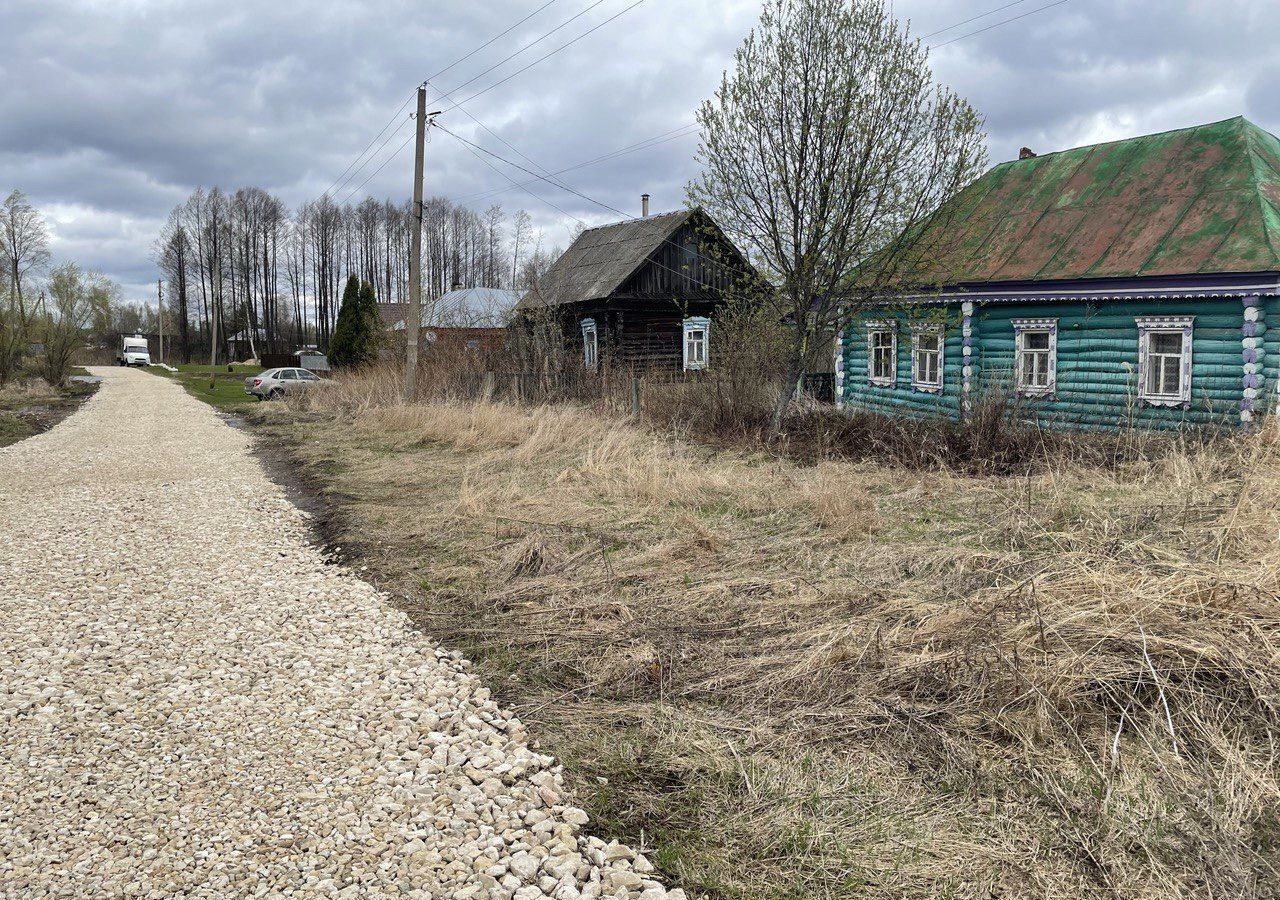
616, 222, 741, 300
612, 310, 682, 372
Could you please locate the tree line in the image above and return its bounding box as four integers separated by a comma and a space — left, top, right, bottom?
156, 188, 560, 363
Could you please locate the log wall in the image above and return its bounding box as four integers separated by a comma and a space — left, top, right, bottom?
838, 297, 1276, 430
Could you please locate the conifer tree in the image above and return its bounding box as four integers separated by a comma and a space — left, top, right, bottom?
357, 280, 380, 359
328, 275, 362, 368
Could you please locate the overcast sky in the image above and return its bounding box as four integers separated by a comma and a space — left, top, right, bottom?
3, 0, 1279, 305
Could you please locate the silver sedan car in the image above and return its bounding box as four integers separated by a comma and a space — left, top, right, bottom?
244, 367, 324, 400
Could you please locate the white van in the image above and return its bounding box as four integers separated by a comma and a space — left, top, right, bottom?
117, 335, 151, 367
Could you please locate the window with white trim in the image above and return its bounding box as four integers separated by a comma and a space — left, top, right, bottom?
581, 318, 598, 371
911, 325, 944, 392
1136, 316, 1194, 405
1013, 318, 1058, 396
683, 317, 710, 371
867, 322, 896, 386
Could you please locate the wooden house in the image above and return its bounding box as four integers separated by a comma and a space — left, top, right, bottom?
516, 206, 755, 373
389, 286, 520, 357
838, 117, 1280, 430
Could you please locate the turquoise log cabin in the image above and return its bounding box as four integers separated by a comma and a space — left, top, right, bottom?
836, 117, 1280, 430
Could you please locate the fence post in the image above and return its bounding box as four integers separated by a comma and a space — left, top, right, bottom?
482, 371, 495, 402
631, 375, 642, 418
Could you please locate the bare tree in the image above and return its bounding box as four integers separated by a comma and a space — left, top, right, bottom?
510, 210, 532, 290
687, 0, 987, 428
157, 209, 194, 362
1, 190, 51, 320
0, 190, 52, 383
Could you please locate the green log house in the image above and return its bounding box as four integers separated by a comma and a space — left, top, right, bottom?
837, 117, 1280, 430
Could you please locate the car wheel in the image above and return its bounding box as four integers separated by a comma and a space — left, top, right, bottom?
269, 388, 283, 400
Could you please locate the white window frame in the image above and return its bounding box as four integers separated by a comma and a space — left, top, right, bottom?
1012, 318, 1058, 397
1136, 316, 1194, 406
683, 317, 710, 371
581, 318, 598, 371
910, 324, 944, 393
866, 321, 897, 387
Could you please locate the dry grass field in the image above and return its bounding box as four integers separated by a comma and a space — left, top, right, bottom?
250, 366, 1280, 899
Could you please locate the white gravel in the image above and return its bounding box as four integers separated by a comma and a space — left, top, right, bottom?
0, 368, 683, 900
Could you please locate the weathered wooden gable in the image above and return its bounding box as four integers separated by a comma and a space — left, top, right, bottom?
615, 216, 746, 302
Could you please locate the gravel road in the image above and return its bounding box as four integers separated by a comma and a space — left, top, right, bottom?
0, 368, 682, 900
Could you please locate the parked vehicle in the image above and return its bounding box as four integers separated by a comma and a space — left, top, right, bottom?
116, 335, 151, 367
243, 367, 326, 400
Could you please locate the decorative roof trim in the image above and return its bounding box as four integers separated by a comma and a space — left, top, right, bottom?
891, 284, 1279, 305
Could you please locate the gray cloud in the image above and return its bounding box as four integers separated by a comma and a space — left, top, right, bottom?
3, 0, 1280, 303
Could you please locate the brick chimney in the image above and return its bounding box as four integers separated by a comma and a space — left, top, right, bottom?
641, 193, 650, 218
1019, 147, 1037, 160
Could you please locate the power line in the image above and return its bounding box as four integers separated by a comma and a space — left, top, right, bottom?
427, 0, 561, 84
323, 0, 563, 199
434, 121, 759, 287
425, 83, 562, 189
323, 90, 418, 199
436, 122, 630, 219
337, 0, 1055, 206
444, 0, 647, 111
439, 0, 612, 102
451, 123, 701, 205
450, 133, 585, 224
930, 0, 1070, 49
920, 0, 1029, 39
340, 126, 417, 205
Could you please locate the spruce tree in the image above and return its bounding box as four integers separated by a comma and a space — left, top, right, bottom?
328, 275, 362, 368
357, 280, 380, 360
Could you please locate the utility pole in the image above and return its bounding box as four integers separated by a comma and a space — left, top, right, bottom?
405, 85, 433, 400
209, 254, 220, 390
157, 279, 164, 365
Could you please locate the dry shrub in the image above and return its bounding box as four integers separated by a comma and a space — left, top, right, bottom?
259, 360, 1280, 900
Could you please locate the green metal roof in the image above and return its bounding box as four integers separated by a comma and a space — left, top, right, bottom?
910, 116, 1280, 284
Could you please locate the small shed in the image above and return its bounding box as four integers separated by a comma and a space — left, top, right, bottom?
839, 116, 1280, 430
516, 207, 756, 373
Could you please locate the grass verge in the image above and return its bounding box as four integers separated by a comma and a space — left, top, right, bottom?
153, 362, 262, 411
0, 371, 98, 448
245, 367, 1280, 899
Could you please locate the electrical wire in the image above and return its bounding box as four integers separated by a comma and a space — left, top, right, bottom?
324, 0, 563, 198
451, 123, 701, 205
443, 0, 646, 112
434, 121, 759, 286
920, 0, 1029, 39
426, 0, 560, 85
930, 0, 1070, 49
340, 127, 417, 206
439, 0, 611, 101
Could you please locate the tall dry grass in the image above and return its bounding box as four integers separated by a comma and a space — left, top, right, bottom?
262, 363, 1280, 899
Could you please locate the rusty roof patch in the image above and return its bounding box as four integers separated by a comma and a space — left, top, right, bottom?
900, 116, 1280, 285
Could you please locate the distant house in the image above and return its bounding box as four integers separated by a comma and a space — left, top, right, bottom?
388, 286, 521, 356
516, 206, 756, 374
225, 328, 267, 361
839, 116, 1280, 430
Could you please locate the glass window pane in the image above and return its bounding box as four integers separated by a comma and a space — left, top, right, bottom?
1151, 332, 1182, 355
1024, 331, 1050, 350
